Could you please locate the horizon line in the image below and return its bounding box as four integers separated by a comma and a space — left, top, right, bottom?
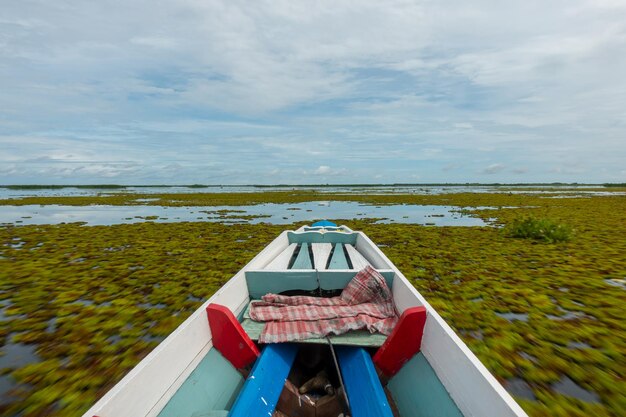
1, 182, 624, 190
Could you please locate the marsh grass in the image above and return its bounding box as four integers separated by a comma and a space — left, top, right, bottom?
505, 217, 573, 243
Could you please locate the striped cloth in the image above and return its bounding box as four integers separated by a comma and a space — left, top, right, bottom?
250, 266, 398, 343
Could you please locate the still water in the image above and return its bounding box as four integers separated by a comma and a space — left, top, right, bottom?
0, 201, 489, 227
0, 184, 616, 200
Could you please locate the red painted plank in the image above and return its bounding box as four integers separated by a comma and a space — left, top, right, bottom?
206, 303, 260, 369
373, 306, 427, 378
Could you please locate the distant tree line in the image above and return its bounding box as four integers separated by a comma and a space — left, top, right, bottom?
2, 182, 624, 190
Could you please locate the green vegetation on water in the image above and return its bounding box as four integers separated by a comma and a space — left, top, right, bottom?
2, 187, 625, 208
0, 191, 624, 417
504, 217, 573, 243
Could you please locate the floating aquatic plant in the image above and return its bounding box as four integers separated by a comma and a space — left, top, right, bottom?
504, 217, 573, 243
0, 190, 624, 417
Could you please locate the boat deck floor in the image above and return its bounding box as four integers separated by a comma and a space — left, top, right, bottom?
240, 301, 388, 347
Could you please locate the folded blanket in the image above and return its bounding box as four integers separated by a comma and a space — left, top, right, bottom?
250, 265, 398, 343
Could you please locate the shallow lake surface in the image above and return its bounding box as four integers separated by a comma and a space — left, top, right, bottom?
0, 201, 488, 226
0, 339, 40, 404
1, 184, 620, 199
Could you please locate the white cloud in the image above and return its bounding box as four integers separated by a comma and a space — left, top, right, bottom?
0, 1, 625, 183
130, 36, 177, 49
482, 164, 506, 175
314, 165, 331, 175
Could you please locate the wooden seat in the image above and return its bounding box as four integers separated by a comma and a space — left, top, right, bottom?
291, 242, 313, 269
240, 301, 388, 347
264, 241, 370, 271
228, 343, 298, 417
245, 270, 395, 299
265, 243, 297, 269
328, 243, 350, 269
311, 242, 332, 270
345, 244, 371, 270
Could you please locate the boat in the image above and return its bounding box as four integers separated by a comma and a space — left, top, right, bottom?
83, 222, 528, 417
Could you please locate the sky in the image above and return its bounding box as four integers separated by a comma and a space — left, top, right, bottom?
1, 0, 625, 185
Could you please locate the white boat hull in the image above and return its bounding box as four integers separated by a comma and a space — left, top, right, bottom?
83, 226, 528, 417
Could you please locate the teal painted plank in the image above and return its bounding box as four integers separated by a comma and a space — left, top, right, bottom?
387, 352, 463, 417
246, 270, 394, 297
328, 244, 350, 269
245, 271, 318, 298
303, 225, 340, 231
157, 349, 244, 417
336, 346, 393, 417
287, 231, 357, 245
228, 344, 298, 417
291, 242, 313, 269
316, 270, 356, 290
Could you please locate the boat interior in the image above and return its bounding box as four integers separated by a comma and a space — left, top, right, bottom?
156, 225, 464, 417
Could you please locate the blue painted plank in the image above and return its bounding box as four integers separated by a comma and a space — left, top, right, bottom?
336, 346, 393, 417
328, 244, 350, 269
228, 343, 298, 417
291, 242, 313, 269
157, 349, 244, 417
387, 352, 463, 417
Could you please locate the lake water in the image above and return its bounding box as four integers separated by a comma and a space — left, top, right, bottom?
0, 201, 489, 227
0, 184, 618, 200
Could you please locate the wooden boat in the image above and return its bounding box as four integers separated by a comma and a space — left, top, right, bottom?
83, 222, 528, 417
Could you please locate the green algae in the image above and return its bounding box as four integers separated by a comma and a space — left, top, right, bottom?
0, 191, 625, 417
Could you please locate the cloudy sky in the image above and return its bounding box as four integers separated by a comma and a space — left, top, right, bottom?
1, 0, 625, 184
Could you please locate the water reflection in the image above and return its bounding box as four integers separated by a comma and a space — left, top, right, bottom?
0, 338, 40, 404
504, 378, 536, 400
552, 376, 600, 403
1, 184, 622, 200
495, 312, 529, 322
0, 201, 489, 227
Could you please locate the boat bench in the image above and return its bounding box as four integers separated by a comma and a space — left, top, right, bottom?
241, 267, 395, 348
336, 346, 394, 417
226, 345, 393, 417
264, 230, 372, 270
228, 343, 298, 417
245, 269, 395, 299
239, 300, 389, 347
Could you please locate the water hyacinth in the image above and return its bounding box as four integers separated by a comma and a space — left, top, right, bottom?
504, 217, 573, 243
0, 189, 625, 417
